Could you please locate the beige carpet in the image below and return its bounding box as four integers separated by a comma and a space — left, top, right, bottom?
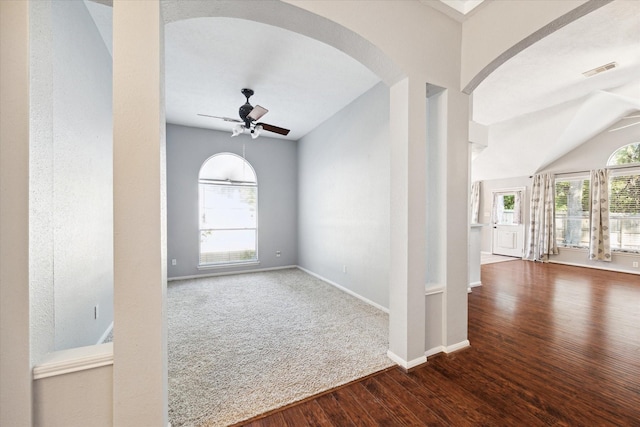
168, 268, 393, 426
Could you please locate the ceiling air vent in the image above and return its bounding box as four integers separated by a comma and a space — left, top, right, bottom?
582, 62, 618, 77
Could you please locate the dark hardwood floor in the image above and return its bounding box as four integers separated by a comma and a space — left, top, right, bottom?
238, 261, 640, 426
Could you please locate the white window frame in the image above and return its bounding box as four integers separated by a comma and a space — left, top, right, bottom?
554, 175, 591, 249
198, 153, 259, 268
608, 166, 640, 253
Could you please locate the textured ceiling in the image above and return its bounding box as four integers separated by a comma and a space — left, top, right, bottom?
164, 17, 381, 141
471, 0, 640, 181
85, 0, 639, 180
473, 0, 640, 126
84, 1, 381, 141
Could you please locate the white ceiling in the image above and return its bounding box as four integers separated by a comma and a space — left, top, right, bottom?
164, 17, 381, 141
84, 1, 381, 141
471, 0, 640, 180
85, 0, 639, 179
472, 0, 640, 126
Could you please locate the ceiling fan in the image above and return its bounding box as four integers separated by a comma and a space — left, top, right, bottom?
609, 113, 640, 132
198, 88, 290, 139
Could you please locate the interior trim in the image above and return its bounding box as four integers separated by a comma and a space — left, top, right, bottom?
463, 0, 613, 94
33, 343, 113, 380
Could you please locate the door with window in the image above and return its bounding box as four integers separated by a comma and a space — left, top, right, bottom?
492, 189, 525, 257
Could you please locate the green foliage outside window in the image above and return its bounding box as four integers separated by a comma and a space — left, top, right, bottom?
610, 175, 640, 214
503, 195, 515, 210
555, 180, 590, 212
609, 142, 640, 166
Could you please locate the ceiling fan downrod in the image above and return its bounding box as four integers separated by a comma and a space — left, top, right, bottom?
239, 88, 255, 128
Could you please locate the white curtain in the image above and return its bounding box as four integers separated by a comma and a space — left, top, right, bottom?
526, 173, 558, 262
589, 169, 611, 261
491, 193, 503, 224
513, 190, 522, 225
471, 181, 481, 224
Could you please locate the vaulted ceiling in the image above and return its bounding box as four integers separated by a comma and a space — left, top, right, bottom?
85, 0, 640, 181
471, 0, 640, 180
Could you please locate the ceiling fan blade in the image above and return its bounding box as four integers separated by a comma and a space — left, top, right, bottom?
258, 122, 290, 136
248, 105, 268, 121
197, 113, 242, 123
622, 114, 640, 119
609, 120, 640, 132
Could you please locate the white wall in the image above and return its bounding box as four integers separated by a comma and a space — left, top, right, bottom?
298, 82, 390, 308
542, 120, 640, 173
51, 0, 114, 351
166, 124, 298, 278
29, 0, 114, 354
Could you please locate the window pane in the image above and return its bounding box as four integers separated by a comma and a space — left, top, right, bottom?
200, 185, 256, 229
609, 174, 640, 251
198, 153, 258, 266
555, 178, 590, 247
200, 229, 257, 264
607, 142, 640, 166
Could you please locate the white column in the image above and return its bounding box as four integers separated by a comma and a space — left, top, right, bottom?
112, 1, 167, 425
0, 1, 32, 425
388, 77, 427, 369
444, 89, 470, 350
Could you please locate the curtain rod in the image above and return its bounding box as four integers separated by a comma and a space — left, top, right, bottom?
529, 163, 640, 178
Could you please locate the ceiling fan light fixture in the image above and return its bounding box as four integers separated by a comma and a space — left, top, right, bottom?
231, 124, 244, 137
251, 124, 263, 139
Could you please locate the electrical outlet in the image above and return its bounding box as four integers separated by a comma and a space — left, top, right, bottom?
633, 261, 639, 268
94, 304, 99, 320
172, 259, 177, 266
276, 251, 281, 257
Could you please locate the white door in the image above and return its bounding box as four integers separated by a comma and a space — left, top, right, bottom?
491, 190, 525, 257
492, 225, 524, 257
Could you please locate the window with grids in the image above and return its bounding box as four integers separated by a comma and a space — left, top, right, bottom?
607, 143, 640, 252
199, 153, 258, 266
609, 173, 640, 252
555, 178, 590, 248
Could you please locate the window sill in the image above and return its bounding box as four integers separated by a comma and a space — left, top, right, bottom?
558, 246, 640, 256
197, 260, 260, 270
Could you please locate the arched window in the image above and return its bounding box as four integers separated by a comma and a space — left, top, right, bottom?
607, 142, 640, 166
198, 153, 258, 266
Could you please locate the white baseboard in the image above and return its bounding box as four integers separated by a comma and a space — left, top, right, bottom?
444, 340, 470, 353
168, 265, 298, 282
469, 281, 482, 288
425, 346, 445, 358
297, 266, 389, 313
549, 260, 639, 275
97, 321, 114, 345
422, 341, 472, 359
387, 350, 427, 370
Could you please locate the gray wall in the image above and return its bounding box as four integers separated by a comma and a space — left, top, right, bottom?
31, 0, 114, 352
298, 82, 390, 309
166, 124, 298, 278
